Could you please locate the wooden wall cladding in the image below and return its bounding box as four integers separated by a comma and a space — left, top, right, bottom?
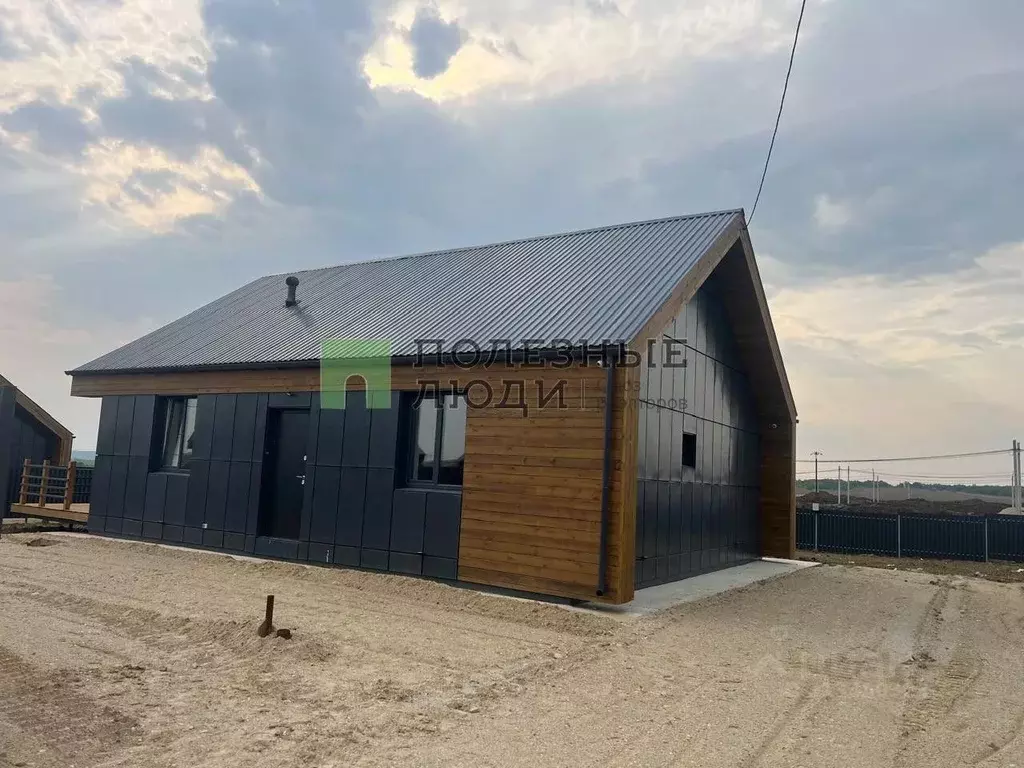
458, 363, 632, 604
760, 421, 796, 559
72, 360, 637, 604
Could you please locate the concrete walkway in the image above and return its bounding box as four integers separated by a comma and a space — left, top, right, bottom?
586, 557, 819, 617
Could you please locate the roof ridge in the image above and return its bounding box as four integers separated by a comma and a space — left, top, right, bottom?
267, 208, 745, 279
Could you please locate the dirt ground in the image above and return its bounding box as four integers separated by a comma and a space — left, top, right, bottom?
799, 550, 1024, 583
797, 491, 1008, 517
2, 534, 1024, 767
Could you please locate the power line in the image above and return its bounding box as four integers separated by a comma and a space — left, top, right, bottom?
748, 0, 808, 222
795, 448, 1011, 464
797, 469, 1011, 481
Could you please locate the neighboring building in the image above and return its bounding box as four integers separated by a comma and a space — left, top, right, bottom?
68, 210, 796, 604
0, 374, 74, 515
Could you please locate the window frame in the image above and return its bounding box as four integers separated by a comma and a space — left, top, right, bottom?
406, 391, 467, 489
682, 431, 697, 470
155, 395, 198, 473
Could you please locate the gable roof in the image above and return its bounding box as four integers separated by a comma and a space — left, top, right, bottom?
0, 373, 73, 441
73, 210, 750, 374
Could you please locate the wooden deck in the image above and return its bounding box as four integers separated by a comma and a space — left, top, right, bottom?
11, 459, 90, 525
9, 503, 89, 525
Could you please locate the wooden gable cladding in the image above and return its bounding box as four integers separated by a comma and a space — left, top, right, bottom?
70, 359, 638, 604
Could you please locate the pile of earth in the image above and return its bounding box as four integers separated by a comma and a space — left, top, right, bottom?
797, 495, 1006, 517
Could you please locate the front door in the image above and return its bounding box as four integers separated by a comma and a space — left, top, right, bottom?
259, 409, 309, 539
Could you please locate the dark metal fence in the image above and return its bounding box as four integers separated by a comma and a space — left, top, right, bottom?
72, 466, 93, 504
797, 509, 1024, 563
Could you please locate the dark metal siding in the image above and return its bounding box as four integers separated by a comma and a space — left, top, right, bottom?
2, 394, 63, 514
635, 274, 761, 588
87, 390, 461, 579
0, 385, 15, 512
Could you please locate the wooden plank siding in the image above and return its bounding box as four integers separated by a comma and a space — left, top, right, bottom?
760, 422, 796, 558
71, 360, 638, 603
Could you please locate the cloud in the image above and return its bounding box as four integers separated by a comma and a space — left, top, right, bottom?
0, 0, 1020, 470
584, 0, 622, 18
2, 99, 94, 155
0, 273, 153, 448
774, 240, 1024, 474
813, 194, 852, 231
80, 141, 259, 232
407, 5, 466, 79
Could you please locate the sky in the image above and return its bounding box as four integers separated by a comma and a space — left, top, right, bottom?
0, 0, 1021, 484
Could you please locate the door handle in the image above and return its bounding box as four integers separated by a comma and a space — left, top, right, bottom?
296, 474, 306, 485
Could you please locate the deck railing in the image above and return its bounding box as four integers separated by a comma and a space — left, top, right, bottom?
18, 459, 79, 512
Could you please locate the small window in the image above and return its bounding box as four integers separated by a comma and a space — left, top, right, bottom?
409, 392, 467, 487
682, 432, 697, 469
158, 397, 197, 470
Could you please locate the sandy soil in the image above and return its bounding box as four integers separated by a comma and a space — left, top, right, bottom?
2, 534, 1024, 767
800, 550, 1024, 583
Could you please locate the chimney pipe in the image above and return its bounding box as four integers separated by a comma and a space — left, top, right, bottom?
284, 276, 299, 307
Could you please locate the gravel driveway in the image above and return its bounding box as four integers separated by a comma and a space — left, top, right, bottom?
1, 533, 1023, 767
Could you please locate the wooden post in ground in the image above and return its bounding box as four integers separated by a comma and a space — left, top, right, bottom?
19, 458, 31, 504
257, 595, 275, 638
64, 461, 77, 511
38, 459, 50, 508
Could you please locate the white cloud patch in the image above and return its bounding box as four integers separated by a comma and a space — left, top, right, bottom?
363, 0, 800, 101
813, 193, 852, 231
81, 141, 259, 231
774, 241, 1024, 475
0, 0, 209, 109
0, 0, 252, 234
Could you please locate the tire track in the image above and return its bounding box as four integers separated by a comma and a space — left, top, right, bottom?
895, 581, 983, 767
0, 646, 140, 767
740, 678, 822, 767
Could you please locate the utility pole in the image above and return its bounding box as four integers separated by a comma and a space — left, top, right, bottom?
837, 465, 841, 504
1014, 438, 1022, 512
1012, 440, 1016, 511
812, 451, 823, 492
1011, 442, 1019, 514
846, 466, 851, 504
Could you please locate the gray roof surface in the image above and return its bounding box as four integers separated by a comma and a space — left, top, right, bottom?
74, 210, 743, 373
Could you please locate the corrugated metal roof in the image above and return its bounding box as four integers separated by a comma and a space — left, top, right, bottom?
73, 210, 743, 373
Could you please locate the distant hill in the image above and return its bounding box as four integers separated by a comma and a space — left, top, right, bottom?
71, 450, 96, 466
797, 479, 1011, 505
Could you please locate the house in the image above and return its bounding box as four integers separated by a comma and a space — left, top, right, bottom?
68, 210, 796, 604
0, 374, 74, 516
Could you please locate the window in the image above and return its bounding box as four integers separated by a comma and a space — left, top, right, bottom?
158, 397, 197, 470
682, 432, 697, 469
409, 392, 467, 487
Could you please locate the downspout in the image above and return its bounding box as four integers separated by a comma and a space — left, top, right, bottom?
596, 345, 618, 597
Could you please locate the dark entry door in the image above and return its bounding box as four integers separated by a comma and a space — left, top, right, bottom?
260, 409, 309, 539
